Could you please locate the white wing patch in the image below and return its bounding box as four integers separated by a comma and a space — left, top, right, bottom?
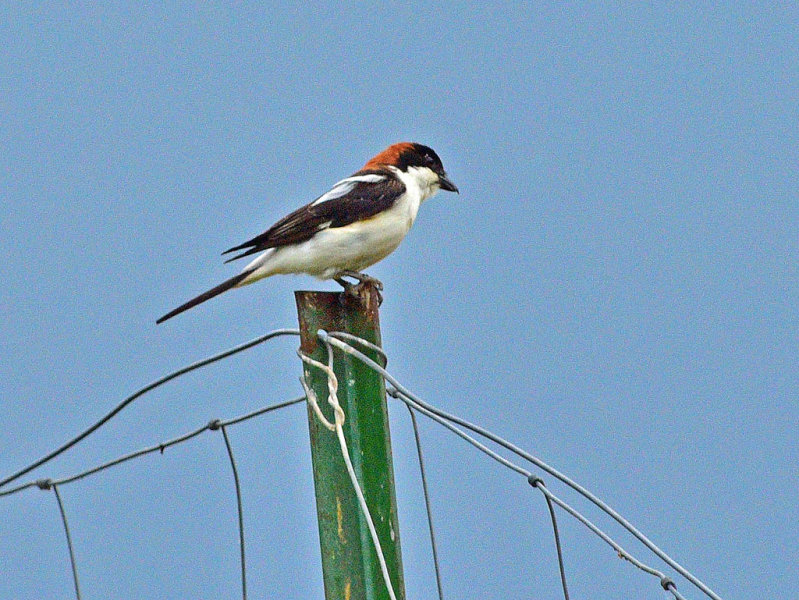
311, 174, 386, 206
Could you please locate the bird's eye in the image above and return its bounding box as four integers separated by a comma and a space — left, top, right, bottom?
424, 153, 435, 166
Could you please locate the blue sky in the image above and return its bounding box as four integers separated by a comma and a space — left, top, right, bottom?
1, 3, 796, 599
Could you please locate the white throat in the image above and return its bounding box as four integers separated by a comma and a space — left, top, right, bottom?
393, 165, 440, 203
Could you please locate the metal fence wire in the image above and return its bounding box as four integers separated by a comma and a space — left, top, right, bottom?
0, 328, 721, 600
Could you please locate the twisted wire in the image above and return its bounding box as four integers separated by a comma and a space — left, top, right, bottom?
299, 337, 399, 600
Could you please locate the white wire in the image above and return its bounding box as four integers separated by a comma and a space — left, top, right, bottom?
299, 339, 398, 600
327, 331, 387, 365
297, 351, 338, 431
335, 426, 397, 600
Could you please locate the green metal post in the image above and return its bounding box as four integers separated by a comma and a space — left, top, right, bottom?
296, 286, 405, 600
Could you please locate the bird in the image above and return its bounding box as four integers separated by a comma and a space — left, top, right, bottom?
156, 142, 458, 323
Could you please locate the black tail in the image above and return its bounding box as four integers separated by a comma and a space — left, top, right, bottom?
156, 271, 252, 324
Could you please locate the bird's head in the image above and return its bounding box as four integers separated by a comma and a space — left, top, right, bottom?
364, 142, 459, 195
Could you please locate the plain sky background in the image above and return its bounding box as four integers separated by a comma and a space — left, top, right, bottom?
1, 3, 796, 599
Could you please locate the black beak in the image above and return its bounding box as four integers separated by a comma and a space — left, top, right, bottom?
439, 173, 459, 193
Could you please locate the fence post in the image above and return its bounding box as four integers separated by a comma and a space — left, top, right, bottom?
296, 285, 405, 600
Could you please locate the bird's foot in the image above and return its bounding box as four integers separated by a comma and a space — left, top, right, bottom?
335, 271, 383, 305
337, 270, 384, 290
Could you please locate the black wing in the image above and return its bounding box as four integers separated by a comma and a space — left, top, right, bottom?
222, 169, 405, 263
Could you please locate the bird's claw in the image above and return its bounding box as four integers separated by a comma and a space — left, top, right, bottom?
335, 271, 384, 305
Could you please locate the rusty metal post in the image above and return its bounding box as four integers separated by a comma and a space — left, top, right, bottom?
296, 285, 405, 600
